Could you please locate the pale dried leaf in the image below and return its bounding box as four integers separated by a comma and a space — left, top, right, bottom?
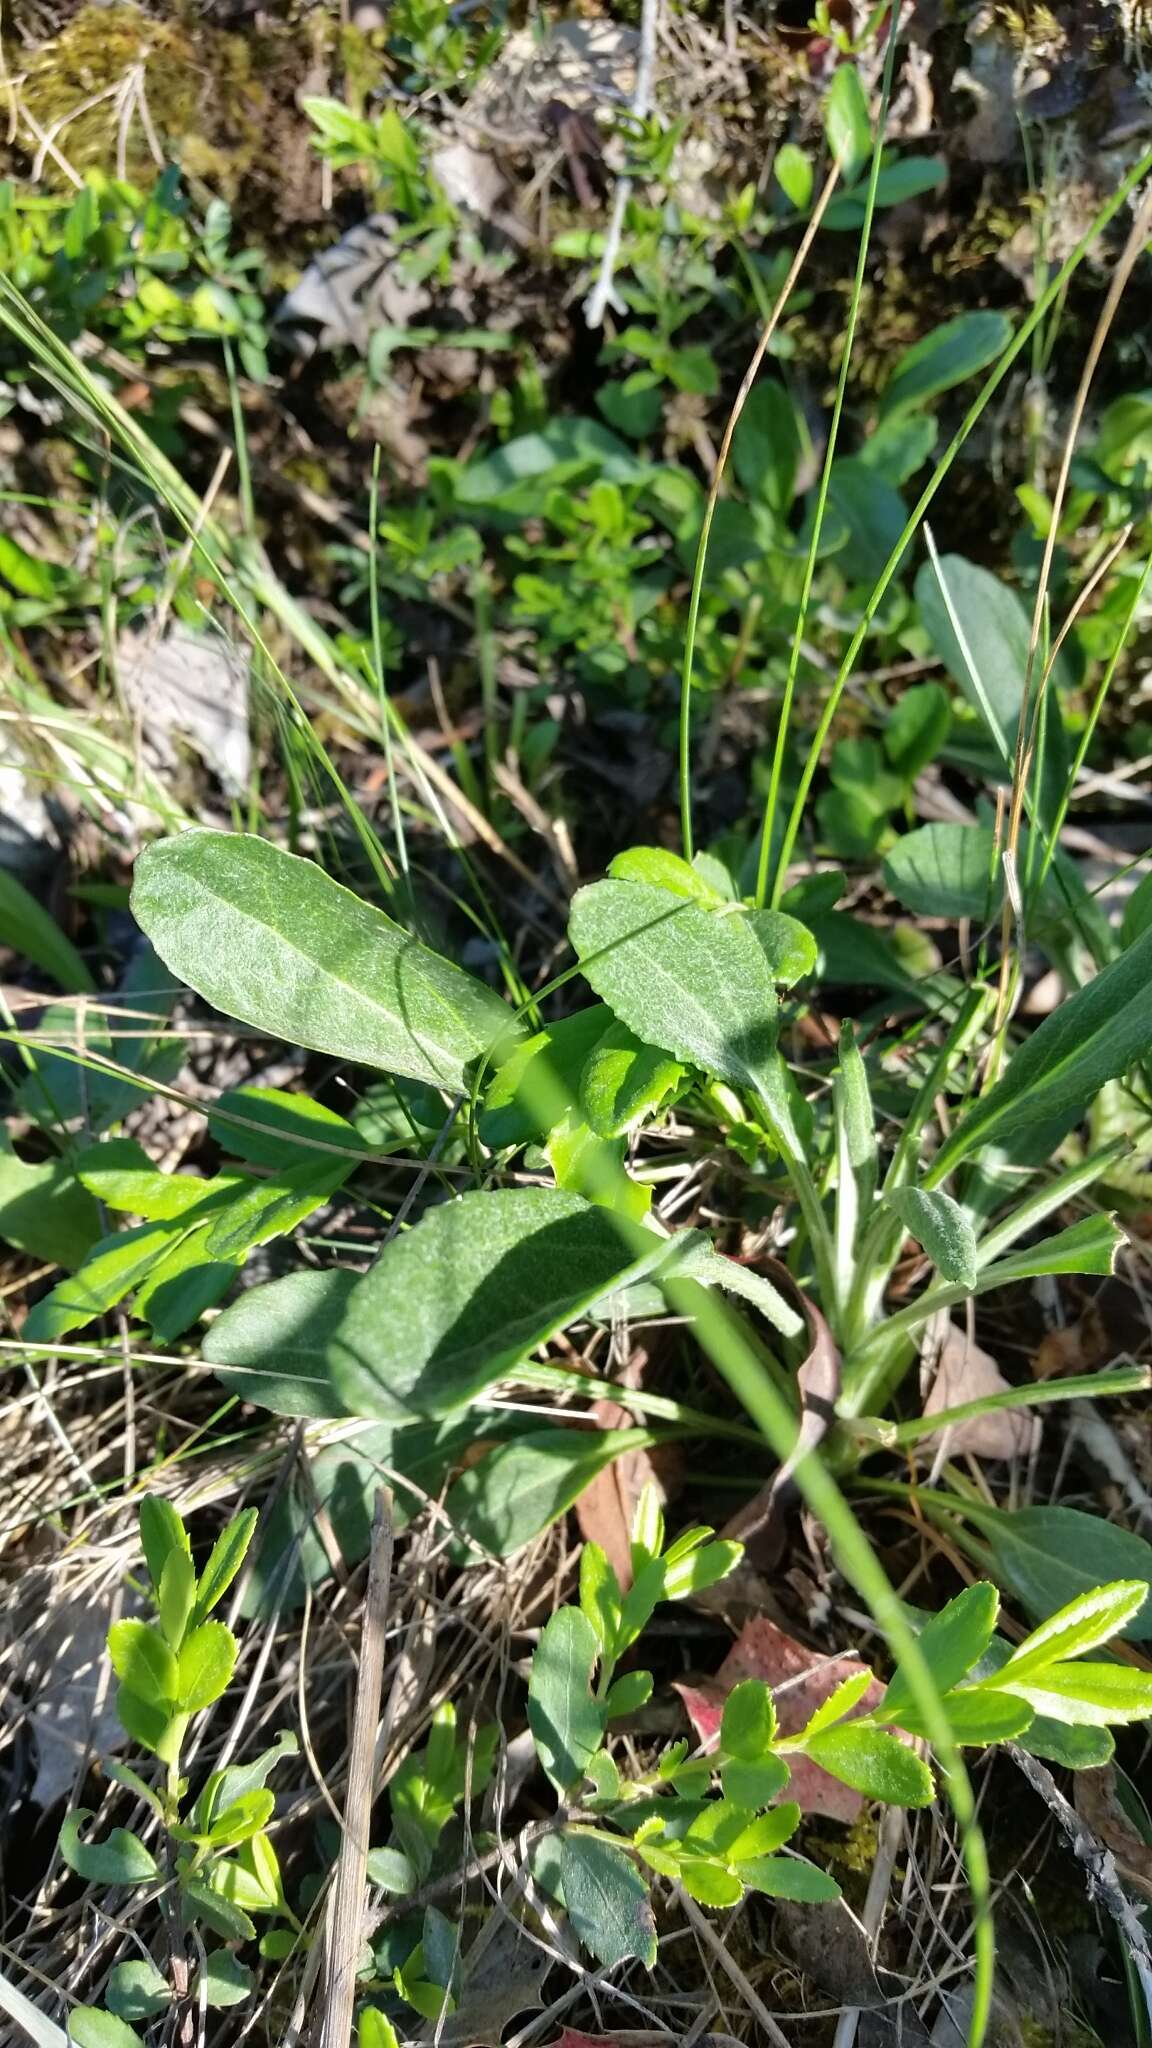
920, 1316, 1039, 1461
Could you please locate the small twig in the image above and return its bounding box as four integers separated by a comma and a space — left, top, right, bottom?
676, 1886, 794, 2048
584, 0, 660, 328
319, 1491, 394, 2048
1010, 1744, 1152, 2031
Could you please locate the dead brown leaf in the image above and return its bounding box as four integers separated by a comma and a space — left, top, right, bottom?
920, 1315, 1039, 1461
721, 1278, 840, 1569
575, 1347, 682, 1591
1073, 1764, 1152, 1901
1033, 1305, 1109, 1382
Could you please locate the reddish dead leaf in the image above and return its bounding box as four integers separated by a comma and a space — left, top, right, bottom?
673, 1615, 885, 1822
575, 1348, 681, 1590
920, 1316, 1039, 1461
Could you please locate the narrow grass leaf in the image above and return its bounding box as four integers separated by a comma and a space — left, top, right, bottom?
0, 869, 95, 992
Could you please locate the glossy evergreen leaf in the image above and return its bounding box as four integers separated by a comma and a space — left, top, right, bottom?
328, 1188, 669, 1423
569, 880, 779, 1093
132, 831, 512, 1088
888, 1187, 978, 1289
527, 1607, 604, 1794
202, 1268, 356, 1417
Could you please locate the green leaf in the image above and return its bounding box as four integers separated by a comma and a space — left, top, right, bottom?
555, 1832, 657, 1968
740, 1856, 841, 1901
201, 1158, 352, 1262
824, 63, 871, 183
131, 831, 512, 1089
977, 1215, 1121, 1285
607, 846, 724, 904
675, 1859, 745, 1907
721, 1680, 777, 1761
74, 1139, 235, 1221
579, 1020, 683, 1138
202, 1954, 254, 2009
773, 142, 813, 210
883, 682, 951, 780
182, 1876, 257, 1943
366, 1847, 417, 1895
746, 910, 817, 987
105, 1960, 169, 2022
527, 1607, 604, 1794
1002, 1663, 1152, 1727
208, 1085, 372, 1170
888, 1187, 978, 1289
604, 1670, 653, 1719
177, 1621, 236, 1712
202, 1268, 355, 1418
731, 380, 801, 517
192, 1509, 258, 1623
580, 1540, 622, 1650
661, 1536, 743, 1599
158, 1547, 196, 1650
883, 823, 1002, 923
881, 311, 1012, 418
798, 1669, 875, 1738
921, 1689, 1032, 1745
195, 1732, 299, 1830
805, 1724, 934, 1807
22, 1220, 190, 1343
0, 868, 95, 991
328, 1188, 669, 1424
481, 1005, 613, 1149
726, 1806, 802, 1861
882, 1583, 999, 1722
68, 2010, 146, 2048
1002, 1582, 1150, 1681
446, 1428, 659, 1559
720, 1756, 791, 1809
569, 881, 779, 1094
194, 1788, 275, 1846
951, 1503, 1152, 1638
107, 1621, 177, 1707
0, 1130, 101, 1269
115, 1687, 179, 1760
933, 922, 1152, 1174
915, 554, 1070, 826
59, 1812, 159, 1886
138, 1500, 195, 1596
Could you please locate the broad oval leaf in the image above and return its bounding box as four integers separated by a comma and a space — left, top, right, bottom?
69, 2011, 146, 2048
569, 880, 778, 1093
554, 1831, 657, 1967
444, 1427, 658, 1559
957, 1504, 1152, 1638
805, 1724, 934, 1807
202, 1268, 356, 1417
881, 311, 1012, 419
889, 1186, 978, 1289
107, 1620, 177, 1707
177, 1620, 236, 1712
579, 1020, 683, 1138
721, 1680, 777, 1761
132, 831, 512, 1088
105, 1960, 169, 2022
60, 1812, 159, 1886
883, 823, 1003, 923
527, 1607, 604, 1794
328, 1188, 666, 1424
746, 909, 817, 987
